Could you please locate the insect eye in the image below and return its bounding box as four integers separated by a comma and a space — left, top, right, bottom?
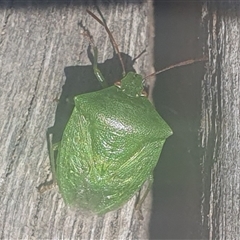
114, 81, 121, 88
141, 90, 148, 97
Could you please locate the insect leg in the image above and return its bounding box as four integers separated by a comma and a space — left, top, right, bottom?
48, 131, 58, 184
91, 44, 108, 88
79, 19, 108, 88
82, 27, 108, 88
37, 131, 59, 193
135, 174, 153, 211
87, 9, 126, 77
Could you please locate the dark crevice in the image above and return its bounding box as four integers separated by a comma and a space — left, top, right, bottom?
150, 1, 207, 239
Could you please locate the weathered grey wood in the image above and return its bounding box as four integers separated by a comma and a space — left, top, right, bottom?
0, 1, 154, 239
200, 2, 240, 239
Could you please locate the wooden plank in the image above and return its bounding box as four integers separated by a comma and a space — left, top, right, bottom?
0, 1, 154, 239
200, 2, 240, 239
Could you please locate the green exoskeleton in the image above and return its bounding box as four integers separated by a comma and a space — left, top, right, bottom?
49, 10, 173, 215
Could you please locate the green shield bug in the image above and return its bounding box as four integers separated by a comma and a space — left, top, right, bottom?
47, 9, 204, 215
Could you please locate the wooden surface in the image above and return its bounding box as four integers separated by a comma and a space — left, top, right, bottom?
0, 1, 154, 239
200, 2, 240, 239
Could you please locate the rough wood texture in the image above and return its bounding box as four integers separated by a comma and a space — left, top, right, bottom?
200, 2, 240, 239
0, 1, 154, 239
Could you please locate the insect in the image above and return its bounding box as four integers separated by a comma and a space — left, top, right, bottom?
48, 9, 204, 215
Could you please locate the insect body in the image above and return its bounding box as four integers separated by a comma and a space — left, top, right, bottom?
55, 72, 172, 214
50, 10, 172, 215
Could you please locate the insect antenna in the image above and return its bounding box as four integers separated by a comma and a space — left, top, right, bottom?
132, 49, 146, 63
86, 9, 126, 77
144, 57, 208, 80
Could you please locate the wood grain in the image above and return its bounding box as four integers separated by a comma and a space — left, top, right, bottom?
200, 2, 240, 239
0, 1, 154, 239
